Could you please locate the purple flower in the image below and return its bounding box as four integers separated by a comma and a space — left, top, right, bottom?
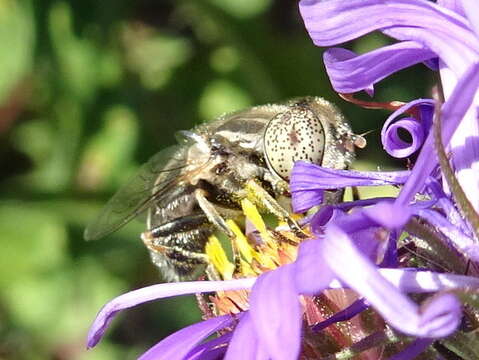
300, 0, 479, 210
87, 209, 479, 358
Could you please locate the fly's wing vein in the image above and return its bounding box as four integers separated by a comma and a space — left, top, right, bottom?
84, 144, 195, 240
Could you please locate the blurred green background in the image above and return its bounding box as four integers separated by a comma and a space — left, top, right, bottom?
0, 0, 432, 359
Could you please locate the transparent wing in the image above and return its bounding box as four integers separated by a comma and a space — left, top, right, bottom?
84, 144, 193, 241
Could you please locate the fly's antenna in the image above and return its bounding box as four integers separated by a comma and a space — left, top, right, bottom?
352, 128, 377, 149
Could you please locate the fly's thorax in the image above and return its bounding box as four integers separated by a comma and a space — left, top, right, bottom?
201, 137, 269, 202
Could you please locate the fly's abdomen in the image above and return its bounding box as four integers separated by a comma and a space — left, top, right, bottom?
144, 212, 214, 281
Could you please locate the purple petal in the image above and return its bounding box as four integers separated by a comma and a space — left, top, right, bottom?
363, 202, 412, 230
294, 239, 335, 296
377, 268, 479, 293
224, 313, 268, 360
308, 205, 340, 230
388, 338, 434, 360
187, 332, 232, 360
397, 62, 479, 206
437, 0, 465, 16
249, 265, 302, 360
312, 298, 369, 332
299, 0, 476, 46
415, 208, 479, 261
292, 161, 410, 189
290, 161, 410, 212
336, 197, 397, 212
325, 268, 479, 293
381, 99, 434, 158
318, 208, 375, 236
300, 0, 479, 76
463, 1, 479, 37
323, 42, 435, 94
291, 186, 323, 213
321, 225, 461, 337
87, 278, 255, 348
382, 117, 426, 158
139, 315, 236, 360
384, 26, 477, 76
423, 57, 440, 71
418, 294, 462, 338
425, 178, 468, 231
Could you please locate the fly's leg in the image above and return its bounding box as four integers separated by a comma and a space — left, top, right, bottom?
244, 179, 305, 237
195, 189, 242, 273
146, 213, 210, 239
195, 189, 234, 238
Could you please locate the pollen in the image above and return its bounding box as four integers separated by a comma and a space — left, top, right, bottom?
240, 198, 272, 244
204, 201, 306, 315
205, 235, 235, 280
226, 219, 256, 264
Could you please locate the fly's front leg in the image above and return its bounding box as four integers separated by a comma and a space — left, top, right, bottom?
244, 179, 305, 236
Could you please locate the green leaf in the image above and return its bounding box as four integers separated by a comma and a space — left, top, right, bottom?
198, 79, 252, 121
0, 0, 34, 104
0, 203, 67, 285
207, 0, 272, 18
77, 105, 139, 191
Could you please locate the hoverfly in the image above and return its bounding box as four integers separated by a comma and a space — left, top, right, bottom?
85, 97, 359, 281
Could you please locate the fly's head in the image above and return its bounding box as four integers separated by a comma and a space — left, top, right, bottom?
263, 97, 357, 181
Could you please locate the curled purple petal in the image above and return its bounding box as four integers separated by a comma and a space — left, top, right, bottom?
382, 118, 426, 158
381, 99, 434, 158
423, 57, 439, 71
309, 206, 344, 234
321, 208, 375, 235
249, 265, 302, 360
87, 278, 255, 348
323, 42, 435, 94
299, 0, 476, 45
139, 315, 236, 360
397, 62, 479, 206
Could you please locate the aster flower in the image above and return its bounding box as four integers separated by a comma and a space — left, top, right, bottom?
87, 1, 479, 359
299, 0, 479, 209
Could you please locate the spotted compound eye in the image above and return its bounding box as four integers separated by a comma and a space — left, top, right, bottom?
263, 105, 326, 180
